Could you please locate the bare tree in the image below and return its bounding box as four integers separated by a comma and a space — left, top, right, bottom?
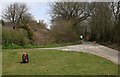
89, 2, 113, 42
50, 2, 92, 26
50, 19, 78, 43
111, 1, 120, 44
2, 3, 33, 27
49, 2, 93, 42
111, 1, 120, 24
2, 2, 35, 43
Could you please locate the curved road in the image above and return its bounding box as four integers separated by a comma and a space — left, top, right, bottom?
38, 42, 119, 65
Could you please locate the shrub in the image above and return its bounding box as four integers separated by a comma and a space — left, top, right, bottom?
2, 27, 30, 47
50, 19, 79, 43
2, 44, 23, 49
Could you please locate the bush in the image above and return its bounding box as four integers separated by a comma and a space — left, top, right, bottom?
50, 19, 79, 43
2, 27, 30, 47
2, 44, 23, 49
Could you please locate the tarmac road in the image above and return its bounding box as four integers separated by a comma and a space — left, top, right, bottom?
38, 42, 119, 65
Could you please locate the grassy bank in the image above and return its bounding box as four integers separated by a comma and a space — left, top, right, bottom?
3, 49, 118, 75
100, 42, 120, 51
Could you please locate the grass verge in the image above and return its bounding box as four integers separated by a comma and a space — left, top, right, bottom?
100, 42, 120, 51
2, 49, 118, 75
2, 42, 80, 49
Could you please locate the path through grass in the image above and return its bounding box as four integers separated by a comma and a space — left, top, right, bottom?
2, 49, 118, 75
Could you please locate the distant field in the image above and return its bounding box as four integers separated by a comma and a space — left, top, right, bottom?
2, 49, 118, 75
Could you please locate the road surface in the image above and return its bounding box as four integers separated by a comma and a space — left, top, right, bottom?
38, 42, 119, 65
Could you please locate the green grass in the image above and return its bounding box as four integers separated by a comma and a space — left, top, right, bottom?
2, 42, 80, 49
2, 49, 118, 75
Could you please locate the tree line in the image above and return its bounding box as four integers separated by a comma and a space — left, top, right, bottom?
1, 2, 120, 48
49, 2, 120, 45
